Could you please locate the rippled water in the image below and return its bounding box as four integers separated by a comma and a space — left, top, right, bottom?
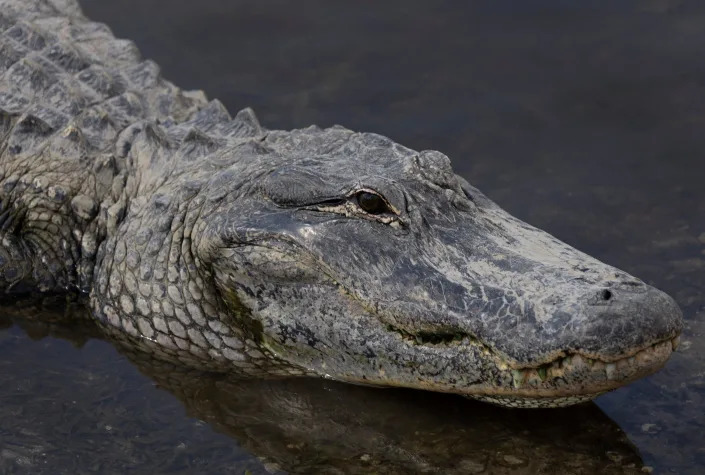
1, 0, 704, 473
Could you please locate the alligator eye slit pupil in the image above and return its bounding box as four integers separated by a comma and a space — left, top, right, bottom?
357, 191, 387, 214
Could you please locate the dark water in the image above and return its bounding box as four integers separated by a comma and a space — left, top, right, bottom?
1, 0, 704, 473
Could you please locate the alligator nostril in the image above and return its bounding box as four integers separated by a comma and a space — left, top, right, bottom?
601, 289, 613, 301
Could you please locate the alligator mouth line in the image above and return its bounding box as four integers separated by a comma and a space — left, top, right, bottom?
468, 337, 680, 408
502, 336, 679, 390
386, 323, 679, 393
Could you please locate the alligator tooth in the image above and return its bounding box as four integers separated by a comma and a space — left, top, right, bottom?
605, 363, 617, 380
616, 358, 629, 371
571, 354, 584, 368
537, 367, 547, 381
550, 359, 565, 378
511, 370, 524, 388
636, 350, 650, 364
671, 336, 681, 351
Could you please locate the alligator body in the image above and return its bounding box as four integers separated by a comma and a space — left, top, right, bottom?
0, 0, 683, 408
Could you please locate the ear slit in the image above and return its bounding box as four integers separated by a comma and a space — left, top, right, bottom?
316, 198, 346, 207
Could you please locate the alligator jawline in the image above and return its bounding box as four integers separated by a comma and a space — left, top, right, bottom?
386, 323, 679, 388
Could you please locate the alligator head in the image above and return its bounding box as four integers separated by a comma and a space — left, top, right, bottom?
198, 124, 683, 408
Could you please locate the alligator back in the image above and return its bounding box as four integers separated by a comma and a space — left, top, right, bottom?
0, 0, 215, 291
0, 0, 210, 153
0, 0, 269, 295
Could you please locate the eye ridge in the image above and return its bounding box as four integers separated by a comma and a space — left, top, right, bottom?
356, 191, 389, 215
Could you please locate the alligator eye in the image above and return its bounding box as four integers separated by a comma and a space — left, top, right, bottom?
356, 191, 389, 215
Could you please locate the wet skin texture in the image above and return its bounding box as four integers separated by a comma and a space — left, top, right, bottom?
0, 0, 683, 407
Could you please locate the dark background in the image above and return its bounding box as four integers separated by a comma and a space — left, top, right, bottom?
1, 0, 703, 473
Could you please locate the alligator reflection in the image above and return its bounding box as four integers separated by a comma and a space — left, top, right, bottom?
3, 297, 644, 474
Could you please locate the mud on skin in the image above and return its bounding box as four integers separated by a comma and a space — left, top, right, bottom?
0, 0, 683, 407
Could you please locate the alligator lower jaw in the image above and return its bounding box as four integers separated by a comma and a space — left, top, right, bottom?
471, 336, 679, 403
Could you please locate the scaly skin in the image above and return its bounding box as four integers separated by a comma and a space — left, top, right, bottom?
0, 0, 683, 407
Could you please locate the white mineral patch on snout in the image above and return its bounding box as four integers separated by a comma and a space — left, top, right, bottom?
424, 205, 629, 325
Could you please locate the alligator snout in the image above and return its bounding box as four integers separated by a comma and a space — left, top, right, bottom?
399, 186, 687, 372
430, 256, 683, 371
361, 182, 684, 405
577, 282, 683, 361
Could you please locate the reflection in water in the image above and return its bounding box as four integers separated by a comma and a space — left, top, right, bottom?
0, 297, 644, 474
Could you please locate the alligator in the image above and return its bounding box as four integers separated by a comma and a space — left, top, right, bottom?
0, 0, 683, 408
